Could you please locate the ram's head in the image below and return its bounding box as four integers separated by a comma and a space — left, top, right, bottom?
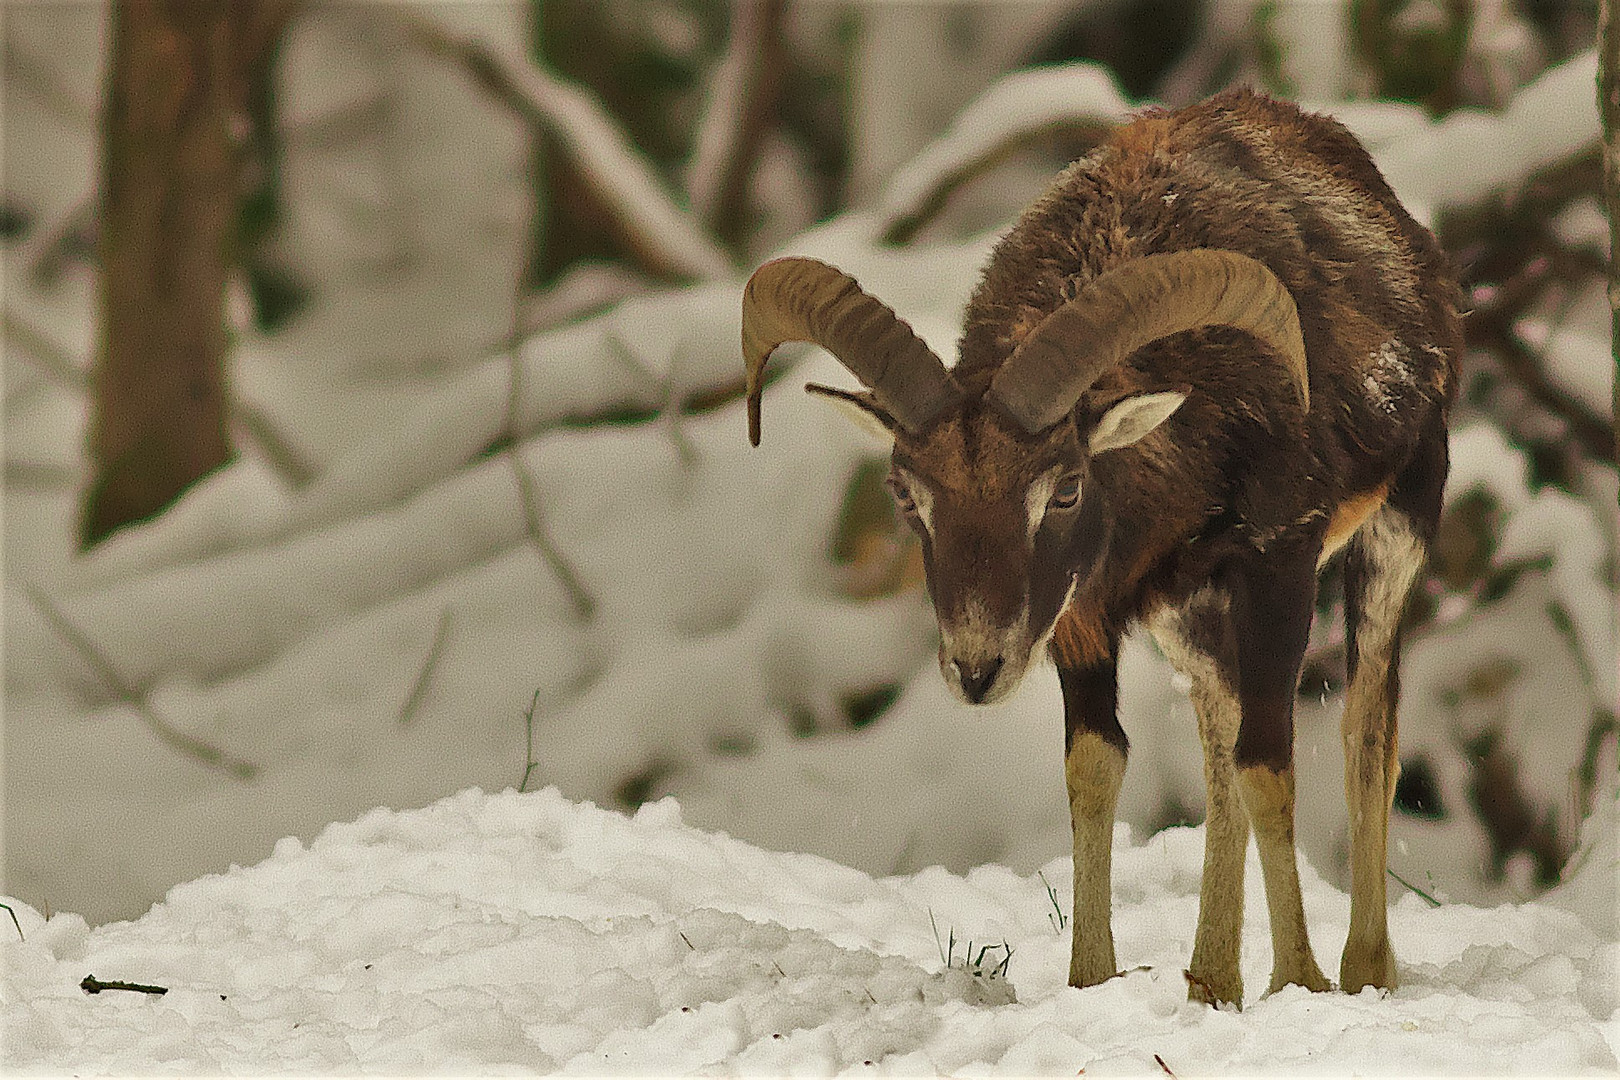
742, 251, 1307, 705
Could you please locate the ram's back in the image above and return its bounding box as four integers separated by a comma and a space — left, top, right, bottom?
958, 90, 1460, 452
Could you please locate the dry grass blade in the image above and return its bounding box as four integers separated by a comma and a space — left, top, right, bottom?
518, 689, 542, 794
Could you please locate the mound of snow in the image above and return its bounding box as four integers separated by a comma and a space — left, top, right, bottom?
4, 788, 1614, 1075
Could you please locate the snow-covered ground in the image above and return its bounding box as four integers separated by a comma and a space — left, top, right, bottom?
4, 7, 1616, 1073
5, 785, 1617, 1075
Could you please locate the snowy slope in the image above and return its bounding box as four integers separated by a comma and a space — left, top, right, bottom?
4, 21, 1613, 1041
4, 786, 1616, 1076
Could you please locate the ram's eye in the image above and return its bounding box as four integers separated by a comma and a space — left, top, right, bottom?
1050, 477, 1081, 509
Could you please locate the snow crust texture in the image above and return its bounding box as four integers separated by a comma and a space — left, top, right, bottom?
3, 788, 1616, 1075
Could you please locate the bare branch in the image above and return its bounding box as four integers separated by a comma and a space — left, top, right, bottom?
685, 0, 789, 249
26, 586, 258, 780
5, 304, 317, 487
399, 11, 731, 283
2, 305, 89, 389
875, 64, 1129, 246
17, 192, 96, 287
502, 173, 597, 621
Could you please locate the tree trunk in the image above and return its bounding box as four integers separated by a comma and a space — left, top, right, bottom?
82, 0, 293, 549
1600, 0, 1620, 428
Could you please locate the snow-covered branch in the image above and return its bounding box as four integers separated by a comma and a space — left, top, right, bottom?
400, 12, 731, 283
874, 62, 1132, 245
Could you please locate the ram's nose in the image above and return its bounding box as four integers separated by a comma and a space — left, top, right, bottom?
952, 656, 1004, 704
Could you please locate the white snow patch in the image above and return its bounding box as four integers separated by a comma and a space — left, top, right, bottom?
3, 788, 1614, 1075
1363, 339, 1415, 413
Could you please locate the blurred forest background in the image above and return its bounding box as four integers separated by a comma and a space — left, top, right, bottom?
3, 0, 1615, 930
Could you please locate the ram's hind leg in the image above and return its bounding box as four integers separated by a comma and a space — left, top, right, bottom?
1149, 595, 1249, 1007
1339, 503, 1427, 993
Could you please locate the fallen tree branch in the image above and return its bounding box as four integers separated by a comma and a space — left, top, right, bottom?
400, 12, 731, 283
26, 586, 259, 780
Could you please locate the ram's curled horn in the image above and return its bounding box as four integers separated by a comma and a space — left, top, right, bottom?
741, 257, 964, 446
985, 248, 1311, 434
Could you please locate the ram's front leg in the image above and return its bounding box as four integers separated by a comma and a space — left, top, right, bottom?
1232, 548, 1330, 996
1057, 648, 1126, 989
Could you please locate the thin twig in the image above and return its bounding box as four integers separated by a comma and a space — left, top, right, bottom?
518, 688, 541, 794
398, 607, 454, 725
1154, 1053, 1178, 1079
1, 902, 22, 941
3, 304, 317, 488
26, 586, 258, 780
503, 273, 595, 625
2, 305, 89, 389
233, 401, 317, 488
1038, 869, 1067, 932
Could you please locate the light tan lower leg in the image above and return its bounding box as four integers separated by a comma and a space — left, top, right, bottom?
1238, 764, 1330, 994
1340, 672, 1398, 993
1067, 730, 1125, 988
1187, 681, 1249, 1006
1339, 507, 1421, 993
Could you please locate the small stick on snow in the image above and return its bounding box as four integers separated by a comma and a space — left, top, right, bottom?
81, 975, 168, 996
1, 902, 22, 941
1154, 1053, 1178, 1079
26, 587, 258, 780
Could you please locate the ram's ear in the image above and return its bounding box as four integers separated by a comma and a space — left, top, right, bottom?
805, 383, 898, 445
1088, 389, 1189, 455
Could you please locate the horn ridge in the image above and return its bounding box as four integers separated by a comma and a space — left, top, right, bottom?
742, 257, 962, 445
985, 248, 1310, 434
